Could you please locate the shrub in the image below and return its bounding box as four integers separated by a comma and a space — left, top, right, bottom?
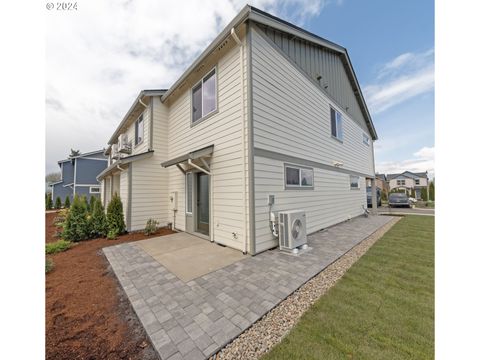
46, 258, 54, 273
90, 200, 108, 238
89, 196, 97, 214
46, 240, 72, 254
46, 193, 53, 210
107, 229, 118, 240
428, 182, 435, 201
421, 187, 428, 201
381, 190, 388, 201
107, 193, 126, 237
64, 196, 71, 208
55, 196, 62, 209
63, 195, 90, 242
83, 195, 90, 212
145, 219, 159, 235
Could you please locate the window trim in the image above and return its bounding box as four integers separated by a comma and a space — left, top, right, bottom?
89, 186, 101, 194
134, 113, 144, 147
415, 179, 420, 185
284, 163, 314, 190
350, 175, 360, 190
330, 106, 344, 142
396, 179, 406, 186
185, 172, 193, 214
191, 66, 218, 126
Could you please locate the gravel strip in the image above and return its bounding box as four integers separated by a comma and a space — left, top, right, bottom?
211, 216, 401, 360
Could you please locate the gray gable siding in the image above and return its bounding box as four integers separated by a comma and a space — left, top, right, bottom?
257, 24, 369, 134
52, 183, 72, 204
61, 161, 75, 184
75, 158, 108, 184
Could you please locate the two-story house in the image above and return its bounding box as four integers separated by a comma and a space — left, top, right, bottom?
366, 173, 389, 193
387, 171, 428, 198
98, 6, 378, 255
51, 149, 108, 204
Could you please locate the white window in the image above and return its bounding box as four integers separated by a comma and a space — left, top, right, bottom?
350, 175, 360, 189
186, 173, 193, 214
330, 106, 344, 141
192, 68, 217, 123
415, 179, 420, 185
285, 165, 314, 189
90, 186, 101, 194
363, 133, 370, 145
397, 179, 406, 186
135, 114, 144, 145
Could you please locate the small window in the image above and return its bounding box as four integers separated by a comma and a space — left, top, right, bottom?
415, 179, 420, 185
330, 107, 343, 141
90, 186, 101, 194
186, 173, 193, 214
192, 68, 217, 124
397, 179, 406, 186
135, 114, 144, 145
350, 175, 360, 189
285, 165, 314, 189
363, 133, 370, 145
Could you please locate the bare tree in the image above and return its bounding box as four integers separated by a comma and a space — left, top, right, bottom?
45, 172, 61, 184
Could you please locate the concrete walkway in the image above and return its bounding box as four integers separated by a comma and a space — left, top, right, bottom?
103, 215, 394, 360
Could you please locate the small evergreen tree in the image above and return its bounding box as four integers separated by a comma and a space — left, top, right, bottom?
46, 193, 53, 210
63, 195, 90, 242
55, 196, 62, 209
107, 193, 126, 238
83, 195, 90, 212
90, 200, 108, 238
89, 196, 97, 214
420, 187, 428, 201
381, 190, 388, 201
410, 188, 416, 198
429, 182, 435, 201
64, 196, 71, 208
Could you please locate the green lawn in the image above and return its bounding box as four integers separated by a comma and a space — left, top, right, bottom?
263, 216, 434, 360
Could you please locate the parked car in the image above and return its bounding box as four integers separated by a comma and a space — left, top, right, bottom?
389, 193, 411, 208
366, 186, 381, 207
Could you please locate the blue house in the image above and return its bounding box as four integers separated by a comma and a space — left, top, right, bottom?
51, 150, 108, 204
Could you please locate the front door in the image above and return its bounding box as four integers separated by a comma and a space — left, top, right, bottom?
196, 172, 210, 235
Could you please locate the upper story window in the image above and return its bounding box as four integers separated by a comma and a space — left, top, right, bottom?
350, 175, 360, 189
363, 133, 370, 146
285, 164, 314, 189
135, 114, 144, 146
415, 179, 420, 185
90, 186, 101, 194
192, 68, 217, 124
330, 106, 343, 142
397, 179, 406, 186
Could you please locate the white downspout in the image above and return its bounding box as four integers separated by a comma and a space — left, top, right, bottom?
231, 27, 248, 255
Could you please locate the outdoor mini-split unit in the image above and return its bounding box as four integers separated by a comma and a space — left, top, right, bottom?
278, 210, 308, 252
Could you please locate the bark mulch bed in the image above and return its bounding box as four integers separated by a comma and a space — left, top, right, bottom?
45, 212, 175, 360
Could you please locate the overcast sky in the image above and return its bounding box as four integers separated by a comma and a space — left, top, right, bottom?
46, 0, 434, 177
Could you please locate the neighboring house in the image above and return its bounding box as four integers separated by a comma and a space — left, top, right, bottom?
98, 6, 378, 255
51, 150, 108, 204
387, 171, 428, 198
367, 173, 388, 193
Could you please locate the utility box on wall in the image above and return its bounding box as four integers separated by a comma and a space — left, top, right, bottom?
169, 191, 178, 211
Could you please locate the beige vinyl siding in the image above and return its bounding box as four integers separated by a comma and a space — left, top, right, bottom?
251, 27, 374, 175
166, 29, 249, 252
129, 97, 170, 231
251, 26, 373, 252
119, 170, 129, 227
254, 156, 367, 252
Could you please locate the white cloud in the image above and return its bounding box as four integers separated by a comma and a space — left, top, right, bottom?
46, 0, 334, 173
376, 146, 435, 178
364, 49, 434, 114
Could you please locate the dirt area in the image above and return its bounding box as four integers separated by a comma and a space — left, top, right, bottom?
46, 212, 176, 360
46, 211, 61, 243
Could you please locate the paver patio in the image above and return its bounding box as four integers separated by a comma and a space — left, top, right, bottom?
103, 215, 394, 360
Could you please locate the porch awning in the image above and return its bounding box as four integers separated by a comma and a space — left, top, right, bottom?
161, 145, 214, 168
97, 150, 154, 181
